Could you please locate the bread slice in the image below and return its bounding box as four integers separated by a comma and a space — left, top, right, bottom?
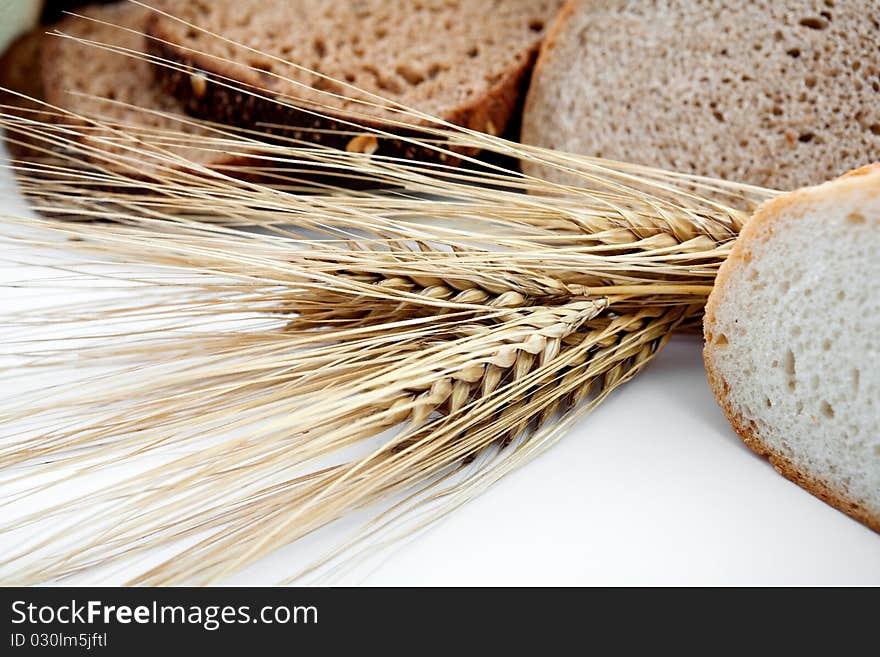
145, 0, 562, 159
40, 3, 250, 175
1, 30, 52, 161
521, 0, 880, 191
1, 29, 46, 112
704, 164, 880, 532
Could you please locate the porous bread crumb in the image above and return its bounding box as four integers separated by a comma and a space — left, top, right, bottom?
148, 0, 563, 127
522, 0, 880, 191
40, 3, 235, 169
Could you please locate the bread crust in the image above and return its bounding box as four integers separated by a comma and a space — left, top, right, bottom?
704, 164, 880, 533
144, 12, 543, 163
519, 0, 576, 152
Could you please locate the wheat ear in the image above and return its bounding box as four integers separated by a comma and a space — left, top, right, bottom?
0, 9, 776, 582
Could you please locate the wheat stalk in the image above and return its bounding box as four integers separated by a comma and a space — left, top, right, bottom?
0, 7, 779, 583
0, 282, 685, 584
0, 201, 694, 585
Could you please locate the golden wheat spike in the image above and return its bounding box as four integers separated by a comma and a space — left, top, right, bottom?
0, 197, 700, 583
0, 6, 778, 583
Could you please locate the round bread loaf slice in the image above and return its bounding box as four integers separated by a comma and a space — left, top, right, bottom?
521, 0, 880, 191
41, 3, 251, 175
1, 29, 103, 196
704, 164, 880, 532
145, 0, 563, 159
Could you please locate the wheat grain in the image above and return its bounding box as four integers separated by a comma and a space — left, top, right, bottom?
0, 292, 664, 584
0, 10, 777, 583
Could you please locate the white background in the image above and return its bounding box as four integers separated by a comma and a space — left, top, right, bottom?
1, 150, 878, 586
357, 337, 880, 585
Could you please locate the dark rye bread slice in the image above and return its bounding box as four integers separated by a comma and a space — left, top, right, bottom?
521, 0, 880, 192
40, 3, 252, 177
146, 0, 563, 161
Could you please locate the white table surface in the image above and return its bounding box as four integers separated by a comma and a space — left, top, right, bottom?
1, 146, 878, 587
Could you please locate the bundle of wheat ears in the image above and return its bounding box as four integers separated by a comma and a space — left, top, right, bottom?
0, 5, 779, 584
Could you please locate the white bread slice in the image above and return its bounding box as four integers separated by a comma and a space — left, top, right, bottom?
704, 164, 880, 532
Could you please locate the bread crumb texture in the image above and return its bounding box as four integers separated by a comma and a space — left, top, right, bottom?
705, 166, 880, 529
522, 0, 880, 191
41, 3, 226, 167
151, 0, 562, 120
